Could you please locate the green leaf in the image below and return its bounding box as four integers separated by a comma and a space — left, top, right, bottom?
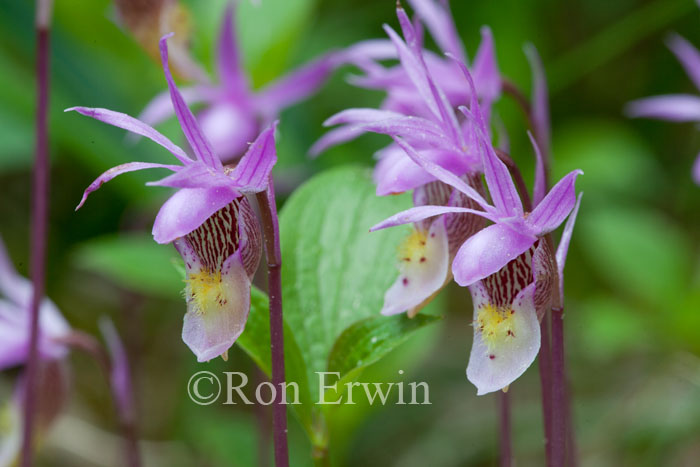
71, 233, 184, 298
279, 166, 413, 403
325, 314, 441, 399
236, 287, 315, 440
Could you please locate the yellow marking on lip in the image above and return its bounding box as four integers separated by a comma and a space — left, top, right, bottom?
185, 270, 230, 315
398, 228, 428, 264
477, 303, 516, 351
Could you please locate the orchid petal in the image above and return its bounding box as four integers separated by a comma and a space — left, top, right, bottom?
197, 101, 259, 161
394, 8, 463, 145
528, 131, 547, 206
309, 125, 366, 156
371, 205, 493, 232
159, 34, 222, 170
451, 59, 523, 216
472, 27, 501, 102
555, 192, 583, 304
255, 54, 336, 119
152, 186, 240, 244
407, 0, 467, 61
667, 33, 700, 91
217, 2, 248, 94
466, 282, 540, 395
146, 162, 233, 189
0, 238, 32, 308
136, 85, 217, 132
76, 162, 181, 210
381, 220, 449, 316
323, 108, 405, 127
524, 44, 551, 162
181, 249, 251, 362
98, 317, 134, 418
229, 121, 278, 192
65, 107, 191, 165
393, 137, 494, 212
625, 95, 700, 121
0, 301, 28, 371
452, 223, 536, 286
374, 146, 436, 196
527, 169, 582, 235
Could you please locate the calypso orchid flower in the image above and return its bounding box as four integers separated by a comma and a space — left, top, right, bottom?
0, 236, 71, 464
315, 3, 495, 317
371, 55, 583, 393
626, 32, 700, 184
138, 2, 341, 161
68, 34, 278, 362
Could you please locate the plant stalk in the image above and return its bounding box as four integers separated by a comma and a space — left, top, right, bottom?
538, 311, 553, 466
21, 2, 53, 465
499, 390, 512, 467
550, 306, 566, 466
256, 179, 290, 467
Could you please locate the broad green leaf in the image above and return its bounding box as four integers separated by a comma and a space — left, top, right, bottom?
579, 206, 692, 308
71, 233, 183, 298
325, 314, 441, 400
236, 287, 315, 439
279, 166, 412, 403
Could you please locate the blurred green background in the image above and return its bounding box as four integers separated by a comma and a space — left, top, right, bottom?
1, 0, 699, 465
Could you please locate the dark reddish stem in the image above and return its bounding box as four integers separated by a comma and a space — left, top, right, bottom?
21, 2, 52, 465
60, 331, 141, 467
538, 311, 553, 466
499, 390, 512, 467
256, 179, 289, 467
550, 307, 566, 466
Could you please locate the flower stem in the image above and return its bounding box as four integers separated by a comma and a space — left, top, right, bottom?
550, 306, 566, 466
60, 330, 141, 467
538, 311, 553, 466
256, 179, 290, 467
499, 390, 512, 467
21, 2, 53, 465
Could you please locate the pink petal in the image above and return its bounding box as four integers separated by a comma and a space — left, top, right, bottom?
216, 2, 249, 95
76, 162, 181, 210
228, 122, 278, 192
374, 145, 436, 195
452, 223, 536, 286
626, 95, 700, 121
693, 154, 700, 185
528, 131, 547, 206
466, 282, 540, 395
393, 137, 494, 212
136, 85, 217, 131
159, 35, 222, 170
555, 192, 583, 303
524, 44, 551, 163
406, 0, 467, 62
309, 125, 366, 157
371, 205, 492, 232
381, 220, 449, 316
146, 162, 234, 189
152, 186, 240, 244
472, 27, 501, 102
254, 54, 337, 119
66, 107, 191, 165
667, 33, 700, 91
197, 101, 259, 161
527, 170, 582, 234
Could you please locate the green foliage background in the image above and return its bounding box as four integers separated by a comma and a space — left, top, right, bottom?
0, 0, 699, 465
